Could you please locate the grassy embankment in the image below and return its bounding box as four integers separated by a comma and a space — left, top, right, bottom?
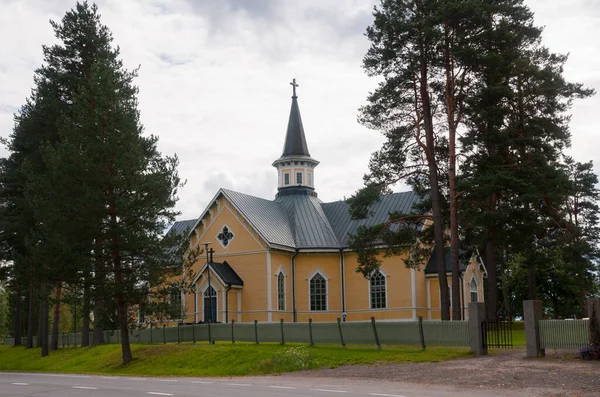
0, 343, 471, 377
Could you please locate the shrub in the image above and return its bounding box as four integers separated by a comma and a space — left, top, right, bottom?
578, 346, 600, 360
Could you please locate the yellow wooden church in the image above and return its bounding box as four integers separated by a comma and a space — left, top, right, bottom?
171, 81, 486, 324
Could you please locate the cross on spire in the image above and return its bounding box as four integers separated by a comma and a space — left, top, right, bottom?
290, 78, 299, 97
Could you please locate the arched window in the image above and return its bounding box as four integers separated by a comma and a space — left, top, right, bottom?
309, 273, 327, 311
203, 285, 217, 323
470, 277, 478, 303
370, 270, 387, 309
277, 272, 285, 311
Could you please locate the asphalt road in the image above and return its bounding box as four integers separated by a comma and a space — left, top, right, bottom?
0, 372, 530, 397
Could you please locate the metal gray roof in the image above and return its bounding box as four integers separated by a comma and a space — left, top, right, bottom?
168, 219, 197, 236
275, 194, 340, 249
221, 189, 296, 248
165, 218, 197, 254
187, 189, 420, 251
281, 94, 310, 157
321, 190, 422, 247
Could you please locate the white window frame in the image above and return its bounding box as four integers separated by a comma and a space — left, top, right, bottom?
296, 171, 303, 185
307, 172, 313, 187
284, 172, 290, 186
275, 266, 287, 311
368, 269, 388, 309
470, 275, 478, 303
194, 286, 198, 323
307, 267, 329, 312
216, 224, 235, 249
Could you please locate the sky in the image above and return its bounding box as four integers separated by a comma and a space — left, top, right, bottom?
1, 0, 599, 223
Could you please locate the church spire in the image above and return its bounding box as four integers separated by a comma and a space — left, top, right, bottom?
281, 78, 310, 157
273, 78, 319, 198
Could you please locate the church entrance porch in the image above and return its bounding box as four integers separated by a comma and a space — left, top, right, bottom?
191, 260, 244, 323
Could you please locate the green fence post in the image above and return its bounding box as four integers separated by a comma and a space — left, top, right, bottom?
231, 319, 235, 344
150, 323, 153, 344
370, 316, 381, 350
280, 319, 285, 345
138, 325, 141, 343
163, 324, 166, 344
192, 323, 196, 344
418, 316, 426, 351
308, 318, 314, 346
177, 322, 180, 344
254, 320, 259, 344
208, 320, 212, 345
337, 318, 346, 348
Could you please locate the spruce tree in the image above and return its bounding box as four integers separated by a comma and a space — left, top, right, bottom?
35, 3, 186, 364
1, 2, 190, 362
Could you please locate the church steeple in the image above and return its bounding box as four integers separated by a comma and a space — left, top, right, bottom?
273, 78, 319, 198
281, 79, 310, 157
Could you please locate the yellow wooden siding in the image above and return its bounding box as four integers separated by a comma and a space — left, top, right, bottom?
270, 251, 294, 323
294, 253, 342, 322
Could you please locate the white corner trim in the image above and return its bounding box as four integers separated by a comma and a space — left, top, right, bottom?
307, 267, 330, 281
411, 267, 417, 320
237, 290, 242, 322
474, 247, 489, 278
267, 249, 272, 322
426, 278, 431, 320
221, 288, 226, 323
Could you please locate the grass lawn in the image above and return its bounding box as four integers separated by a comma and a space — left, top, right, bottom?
0, 343, 472, 377
512, 322, 525, 347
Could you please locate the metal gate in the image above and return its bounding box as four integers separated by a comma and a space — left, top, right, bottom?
482, 320, 513, 348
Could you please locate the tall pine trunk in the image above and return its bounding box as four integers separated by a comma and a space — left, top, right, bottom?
485, 237, 499, 321
500, 254, 512, 320
50, 282, 62, 350
81, 270, 91, 347
40, 283, 49, 357
93, 292, 105, 345
14, 285, 22, 345
443, 23, 462, 320
93, 240, 105, 345
418, 37, 450, 321
37, 295, 43, 348
111, 208, 132, 365
26, 281, 34, 349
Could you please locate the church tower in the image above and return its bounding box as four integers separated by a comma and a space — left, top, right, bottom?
272, 78, 320, 198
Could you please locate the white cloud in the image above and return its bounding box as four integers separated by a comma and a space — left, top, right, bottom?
0, 0, 598, 223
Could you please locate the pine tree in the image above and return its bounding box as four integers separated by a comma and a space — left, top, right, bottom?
352, 0, 535, 320
352, 0, 452, 320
